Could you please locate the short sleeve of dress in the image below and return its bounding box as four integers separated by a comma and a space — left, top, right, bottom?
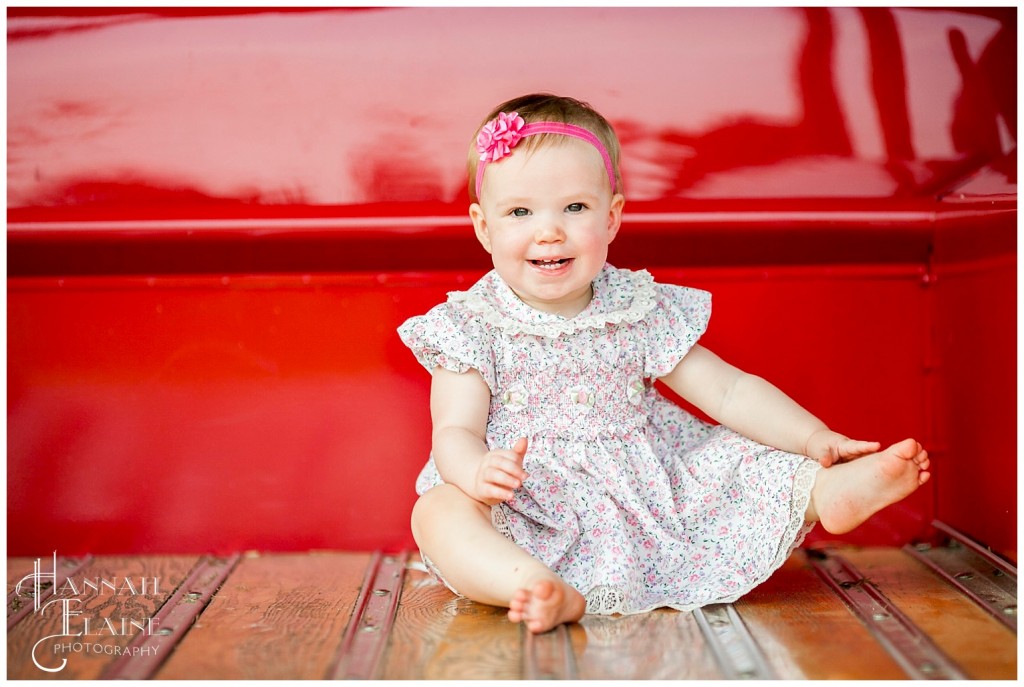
643, 283, 712, 379
397, 302, 496, 391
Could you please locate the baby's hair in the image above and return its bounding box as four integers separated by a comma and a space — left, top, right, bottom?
467, 93, 623, 203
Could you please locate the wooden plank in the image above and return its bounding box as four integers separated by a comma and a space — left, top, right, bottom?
102, 554, 241, 679
808, 549, 968, 679
573, 609, 722, 679
329, 550, 408, 679
380, 564, 523, 679
8, 554, 94, 630
6, 554, 199, 680
154, 551, 369, 680
8, 558, 38, 591
383, 560, 723, 680
524, 623, 577, 679
735, 550, 907, 679
842, 547, 1017, 680
693, 604, 775, 679
905, 523, 1017, 631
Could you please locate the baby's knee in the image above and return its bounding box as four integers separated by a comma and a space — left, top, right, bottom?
410, 483, 464, 545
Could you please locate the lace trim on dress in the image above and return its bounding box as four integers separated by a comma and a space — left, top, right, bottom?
585, 585, 626, 615
781, 458, 820, 562
491, 504, 514, 540
449, 269, 659, 338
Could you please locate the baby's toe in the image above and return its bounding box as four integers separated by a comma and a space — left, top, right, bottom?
896, 438, 919, 457
508, 590, 529, 620
532, 579, 555, 602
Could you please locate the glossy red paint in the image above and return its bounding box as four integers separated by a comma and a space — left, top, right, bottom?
7, 7, 1015, 211
6, 7, 1016, 557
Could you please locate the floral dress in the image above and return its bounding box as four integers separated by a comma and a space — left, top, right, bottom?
398, 264, 820, 615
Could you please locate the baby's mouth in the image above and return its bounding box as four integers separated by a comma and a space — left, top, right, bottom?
529, 258, 573, 270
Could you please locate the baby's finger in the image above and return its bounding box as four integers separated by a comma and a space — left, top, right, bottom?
488, 454, 529, 480
483, 484, 515, 503
483, 463, 525, 489
840, 440, 881, 457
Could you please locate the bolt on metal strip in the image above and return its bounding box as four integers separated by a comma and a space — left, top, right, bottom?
692, 603, 775, 679
7, 554, 94, 630
808, 549, 968, 680
329, 550, 408, 680
522, 622, 578, 679
904, 521, 1017, 632
101, 553, 241, 680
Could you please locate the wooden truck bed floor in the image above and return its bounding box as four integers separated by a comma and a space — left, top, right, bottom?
7, 535, 1017, 680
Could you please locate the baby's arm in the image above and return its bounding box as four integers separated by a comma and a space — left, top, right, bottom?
429, 367, 529, 504
660, 344, 879, 465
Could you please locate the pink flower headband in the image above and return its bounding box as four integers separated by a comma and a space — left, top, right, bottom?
474, 111, 617, 200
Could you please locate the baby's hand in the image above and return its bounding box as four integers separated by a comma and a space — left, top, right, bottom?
805, 429, 881, 467
473, 437, 529, 505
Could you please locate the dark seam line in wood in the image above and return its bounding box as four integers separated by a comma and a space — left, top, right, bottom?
692, 603, 776, 679
905, 520, 1017, 632
328, 550, 408, 679
522, 621, 578, 679
807, 549, 968, 680
7, 554, 94, 631
100, 553, 241, 680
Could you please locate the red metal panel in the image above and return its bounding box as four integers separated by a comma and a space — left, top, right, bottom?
8, 274, 440, 554
8, 264, 935, 555
929, 210, 1016, 558
7, 200, 941, 278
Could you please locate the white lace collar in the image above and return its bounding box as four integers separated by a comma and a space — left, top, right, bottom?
448, 264, 658, 337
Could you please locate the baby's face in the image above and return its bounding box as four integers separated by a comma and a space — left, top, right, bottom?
470, 138, 624, 318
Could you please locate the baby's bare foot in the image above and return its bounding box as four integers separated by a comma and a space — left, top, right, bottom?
507, 578, 586, 634
812, 438, 930, 534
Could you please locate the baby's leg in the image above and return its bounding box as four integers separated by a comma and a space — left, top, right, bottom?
411, 484, 585, 633
805, 438, 930, 534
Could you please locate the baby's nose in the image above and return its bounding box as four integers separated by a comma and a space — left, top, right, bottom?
534, 220, 565, 243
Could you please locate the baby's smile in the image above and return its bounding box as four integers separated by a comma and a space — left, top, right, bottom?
529, 258, 573, 271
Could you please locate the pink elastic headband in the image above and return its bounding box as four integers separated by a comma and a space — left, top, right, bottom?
474, 111, 617, 201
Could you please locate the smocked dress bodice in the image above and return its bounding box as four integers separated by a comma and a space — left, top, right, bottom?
399, 265, 710, 449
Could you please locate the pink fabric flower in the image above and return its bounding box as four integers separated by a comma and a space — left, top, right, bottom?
476, 111, 526, 162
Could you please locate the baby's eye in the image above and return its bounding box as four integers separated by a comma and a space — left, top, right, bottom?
566, 203, 587, 213
510, 207, 531, 217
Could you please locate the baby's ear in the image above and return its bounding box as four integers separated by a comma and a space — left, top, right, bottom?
606, 193, 625, 243
469, 203, 493, 254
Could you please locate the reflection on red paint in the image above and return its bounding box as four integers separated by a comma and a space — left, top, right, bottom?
7, 7, 1014, 211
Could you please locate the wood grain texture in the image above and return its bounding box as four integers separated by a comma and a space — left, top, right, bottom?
154, 551, 369, 680
8, 557, 42, 623
7, 558, 37, 591
11, 548, 1011, 680
574, 609, 722, 679
381, 566, 522, 679
8, 555, 94, 628
735, 550, 907, 679
6, 555, 198, 680
841, 547, 1017, 680
384, 564, 722, 679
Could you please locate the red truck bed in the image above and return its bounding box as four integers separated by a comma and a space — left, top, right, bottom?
6, 7, 1016, 679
